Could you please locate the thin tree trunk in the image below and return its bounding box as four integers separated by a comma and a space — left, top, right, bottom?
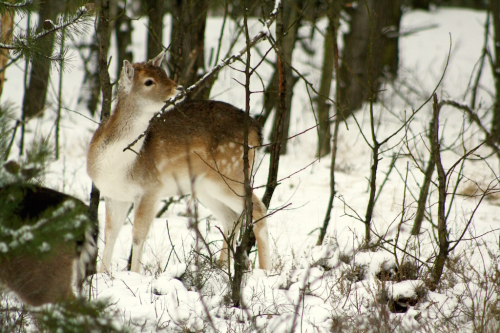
317, 1, 342, 245
268, 0, 303, 155
488, 0, 500, 251
362, 1, 378, 246
79, 28, 100, 116
429, 93, 448, 291
316, 8, 337, 158
261, 0, 287, 210
55, 15, 65, 160
411, 119, 435, 235
88, 0, 113, 271
232, 0, 254, 308
98, 2, 113, 121
79, 0, 116, 116
20, 13, 30, 156
21, 0, 65, 118
490, 0, 500, 144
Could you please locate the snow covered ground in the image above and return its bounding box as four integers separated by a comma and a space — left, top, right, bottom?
1, 6, 499, 333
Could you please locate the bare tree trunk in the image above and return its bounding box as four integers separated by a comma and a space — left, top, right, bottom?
317, 1, 342, 245
145, 0, 165, 60
21, 0, 65, 118
88, 0, 113, 271
382, 1, 401, 79
115, 0, 133, 79
487, 0, 500, 251
78, 0, 117, 116
429, 94, 448, 291
316, 2, 341, 158
490, 0, 500, 144
261, 0, 287, 210
79, 29, 100, 116
268, 0, 303, 155
411, 119, 435, 235
0, 10, 14, 98
169, 0, 209, 98
98, 2, 113, 121
339, 0, 401, 115
232, 0, 254, 308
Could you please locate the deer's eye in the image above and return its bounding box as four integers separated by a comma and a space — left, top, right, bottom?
144, 79, 154, 86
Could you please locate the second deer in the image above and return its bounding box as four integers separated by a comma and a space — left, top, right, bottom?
87, 52, 271, 273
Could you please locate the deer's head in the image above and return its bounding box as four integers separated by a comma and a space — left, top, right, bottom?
118, 51, 179, 115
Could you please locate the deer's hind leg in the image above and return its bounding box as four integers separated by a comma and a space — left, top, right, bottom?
251, 193, 271, 270
214, 191, 271, 270
197, 193, 242, 267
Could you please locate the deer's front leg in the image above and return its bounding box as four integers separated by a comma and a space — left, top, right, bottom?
101, 199, 131, 273
130, 194, 158, 273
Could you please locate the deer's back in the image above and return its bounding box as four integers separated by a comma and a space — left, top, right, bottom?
147, 100, 262, 149
135, 100, 262, 195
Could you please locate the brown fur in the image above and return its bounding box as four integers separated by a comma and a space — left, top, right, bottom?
0, 185, 97, 306
87, 53, 271, 272
0, 244, 76, 306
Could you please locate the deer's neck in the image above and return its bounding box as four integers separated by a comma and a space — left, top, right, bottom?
87, 99, 160, 201
107, 99, 155, 143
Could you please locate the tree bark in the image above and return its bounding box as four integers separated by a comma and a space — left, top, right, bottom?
268, 0, 303, 155
115, 0, 133, 79
232, 0, 255, 308
145, 0, 165, 60
316, 2, 341, 158
411, 119, 435, 235
262, 0, 287, 210
169, 0, 209, 98
21, 0, 65, 118
490, 0, 500, 144
317, 0, 342, 245
78, 0, 117, 116
339, 0, 401, 116
429, 94, 448, 291
88, 0, 113, 271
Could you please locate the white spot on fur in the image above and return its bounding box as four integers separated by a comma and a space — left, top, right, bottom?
221, 159, 227, 165
219, 146, 225, 153
233, 161, 240, 170
229, 142, 235, 148
231, 156, 236, 162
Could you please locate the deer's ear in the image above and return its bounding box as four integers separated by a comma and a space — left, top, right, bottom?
120, 60, 134, 90
148, 51, 165, 67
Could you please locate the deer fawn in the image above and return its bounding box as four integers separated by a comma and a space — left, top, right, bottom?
87, 52, 271, 273
0, 184, 97, 306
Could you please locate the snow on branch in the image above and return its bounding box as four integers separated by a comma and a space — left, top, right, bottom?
123, 1, 280, 153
